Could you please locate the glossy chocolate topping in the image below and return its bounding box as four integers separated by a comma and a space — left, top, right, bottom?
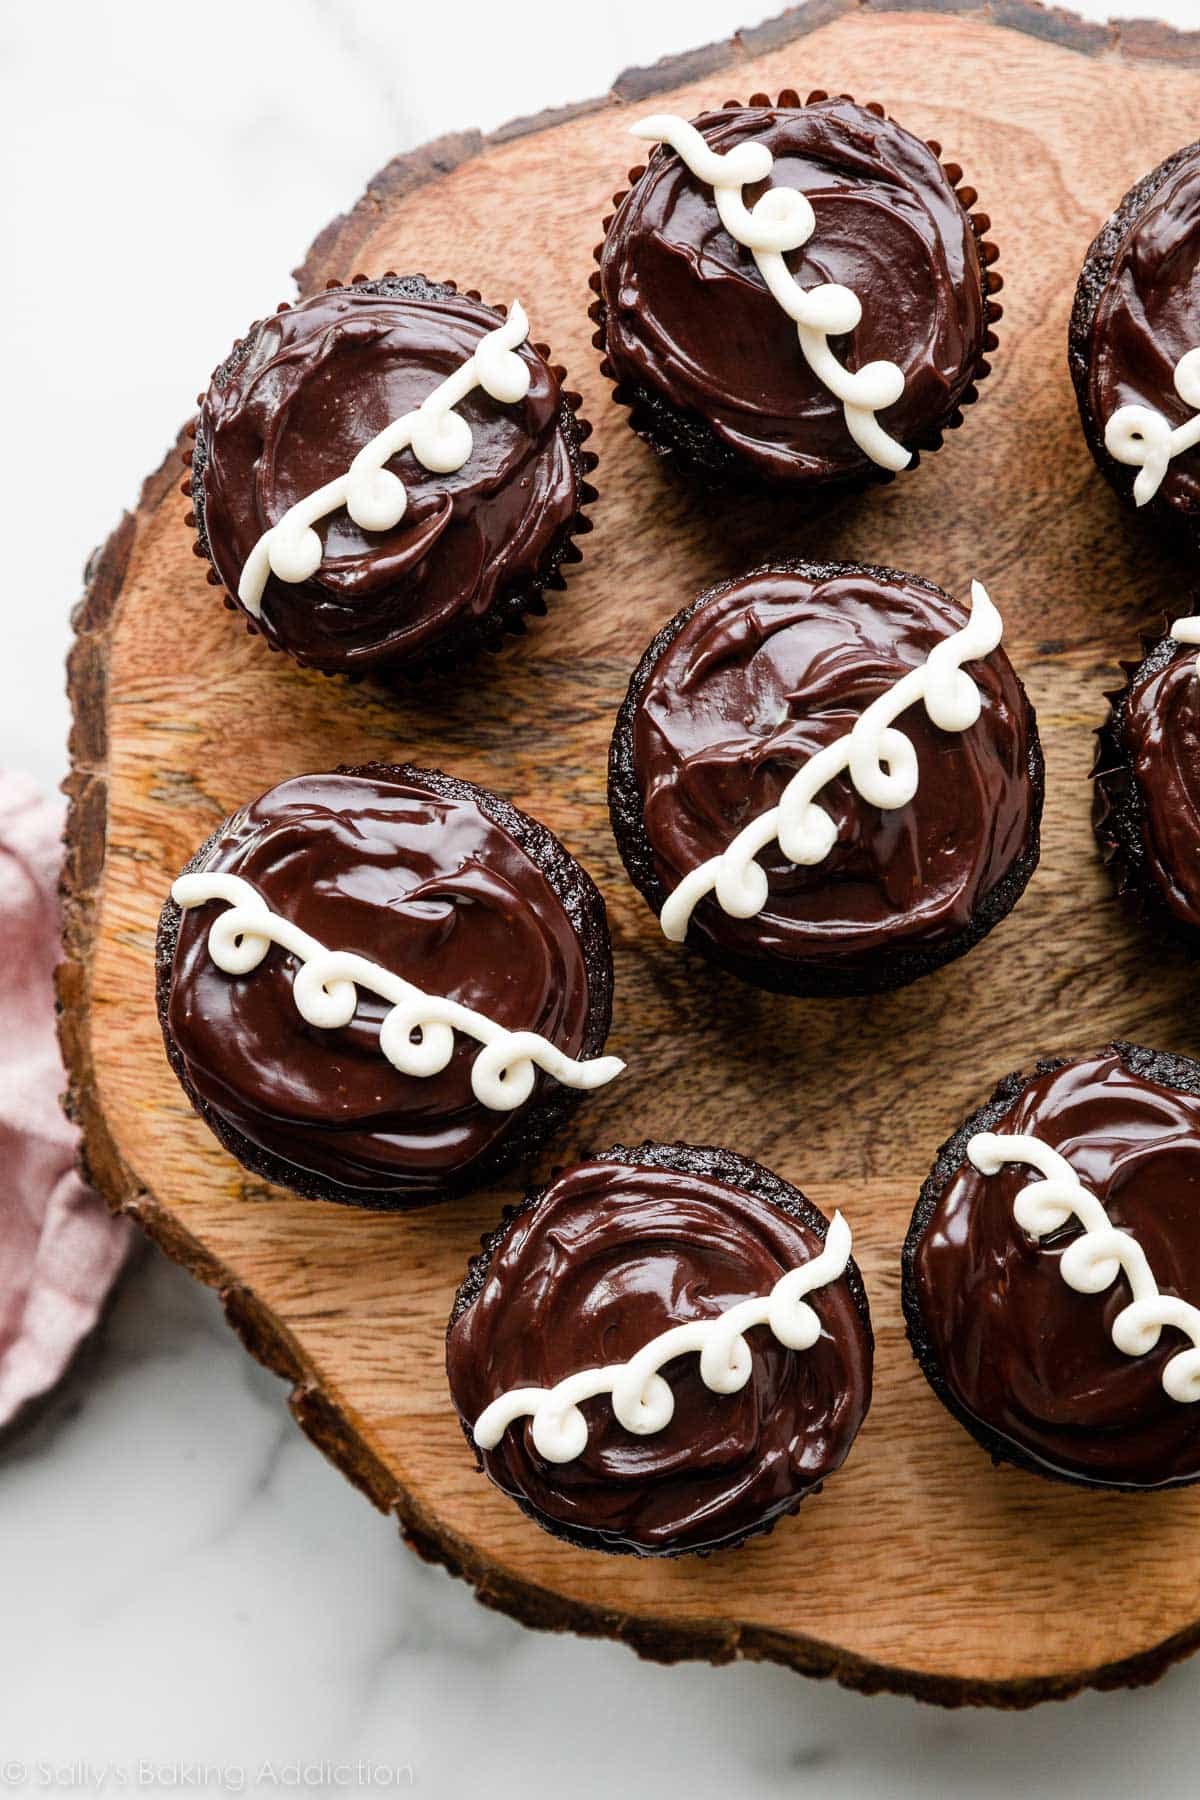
1087, 144, 1200, 515
911, 1049, 1200, 1488
165, 769, 604, 1201
446, 1146, 872, 1555
194, 278, 581, 671
628, 566, 1037, 968
1123, 638, 1200, 932
599, 99, 985, 484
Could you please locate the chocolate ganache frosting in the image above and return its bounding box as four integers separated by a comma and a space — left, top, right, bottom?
616, 564, 1040, 981
1114, 634, 1200, 935
446, 1144, 872, 1555
159, 767, 612, 1206
1077, 142, 1200, 518
905, 1046, 1200, 1489
193, 277, 584, 672
597, 98, 987, 485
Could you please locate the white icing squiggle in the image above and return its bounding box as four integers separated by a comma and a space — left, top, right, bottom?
968, 1130, 1200, 1404
237, 301, 532, 616
1103, 347, 1200, 507
171, 871, 624, 1113
1171, 614, 1200, 680
473, 1211, 852, 1462
659, 579, 1004, 942
629, 113, 910, 471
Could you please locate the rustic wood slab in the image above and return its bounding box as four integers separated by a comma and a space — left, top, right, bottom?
61, 0, 1200, 1707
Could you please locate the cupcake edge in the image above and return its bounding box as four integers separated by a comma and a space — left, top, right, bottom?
900, 1039, 1200, 1492
607, 557, 1046, 999
1067, 139, 1200, 535
588, 89, 1002, 493
1092, 619, 1200, 951
183, 274, 599, 680
446, 1136, 874, 1558
155, 762, 616, 1211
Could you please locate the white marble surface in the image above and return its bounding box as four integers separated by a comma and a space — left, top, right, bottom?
7, 1, 1200, 1792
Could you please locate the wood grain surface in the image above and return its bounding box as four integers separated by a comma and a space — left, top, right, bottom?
61, 0, 1200, 1707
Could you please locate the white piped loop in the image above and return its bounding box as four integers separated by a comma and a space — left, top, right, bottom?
611, 1362, 679, 1435
205, 900, 273, 975
531, 1401, 589, 1465
846, 722, 920, 812
171, 870, 624, 1115
473, 311, 534, 405
406, 406, 475, 476
659, 580, 1004, 943
292, 953, 360, 1031
278, 531, 323, 584
631, 113, 910, 472
470, 1035, 539, 1112
1103, 345, 1200, 508
344, 463, 408, 534
720, 178, 815, 256
1160, 1342, 1200, 1405
713, 853, 771, 922
966, 1129, 1200, 1406
922, 613, 994, 730
794, 282, 862, 338
1111, 1297, 1167, 1360
777, 784, 840, 869
1058, 1227, 1130, 1295
1010, 1181, 1076, 1237
238, 301, 532, 616
472, 1210, 853, 1463
1105, 405, 1173, 507
769, 1212, 852, 1350
697, 1318, 756, 1394
377, 1002, 456, 1080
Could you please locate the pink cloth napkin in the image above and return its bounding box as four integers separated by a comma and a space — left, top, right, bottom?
0, 773, 131, 1429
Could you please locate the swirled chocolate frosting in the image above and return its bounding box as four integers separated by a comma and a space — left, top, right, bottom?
909, 1048, 1200, 1488
163, 768, 608, 1203
446, 1146, 872, 1556
598, 99, 986, 484
1122, 638, 1200, 932
625, 566, 1038, 971
1084, 144, 1200, 516
194, 278, 581, 671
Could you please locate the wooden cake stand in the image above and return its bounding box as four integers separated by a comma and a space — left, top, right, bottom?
60, 0, 1200, 1706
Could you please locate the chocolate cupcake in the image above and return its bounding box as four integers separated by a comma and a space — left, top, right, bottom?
591, 92, 998, 491
187, 275, 596, 677
156, 765, 621, 1209
1069, 141, 1200, 533
1094, 615, 1200, 945
903, 1043, 1200, 1491
446, 1141, 872, 1556
609, 560, 1043, 997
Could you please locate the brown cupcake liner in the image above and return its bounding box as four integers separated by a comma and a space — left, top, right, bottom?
183, 273, 599, 683
588, 89, 1001, 492
1091, 613, 1200, 947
